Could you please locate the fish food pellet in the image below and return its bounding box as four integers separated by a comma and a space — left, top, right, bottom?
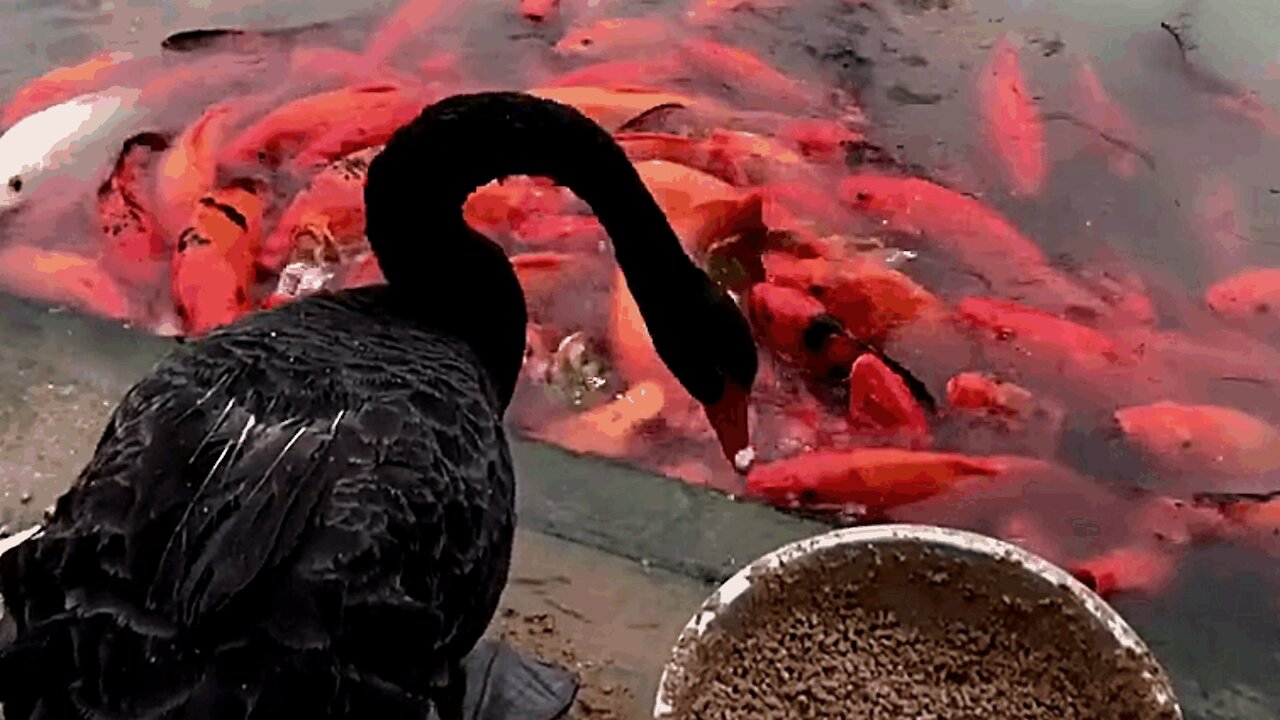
662, 544, 1179, 720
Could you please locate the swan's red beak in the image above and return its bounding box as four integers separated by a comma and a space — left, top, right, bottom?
704, 379, 753, 474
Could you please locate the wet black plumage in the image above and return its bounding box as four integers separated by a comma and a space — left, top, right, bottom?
0, 92, 758, 719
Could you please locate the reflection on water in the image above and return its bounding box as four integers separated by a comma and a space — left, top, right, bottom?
0, 0, 1278, 717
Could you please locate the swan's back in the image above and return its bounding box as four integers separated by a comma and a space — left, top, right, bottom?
0, 287, 517, 719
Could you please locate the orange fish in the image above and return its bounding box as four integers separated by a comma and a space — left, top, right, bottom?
848, 353, 931, 445
2, 51, 134, 126
677, 38, 817, 109
97, 133, 171, 292
520, 0, 560, 22
260, 146, 382, 272
527, 86, 704, 130
155, 103, 240, 237
513, 214, 606, 251
288, 47, 421, 87
1070, 59, 1144, 179
1215, 497, 1280, 539
1205, 267, 1280, 322
221, 84, 416, 169
288, 96, 426, 174
684, 0, 793, 25
0, 244, 132, 322
745, 447, 1002, 511
171, 184, 265, 336
535, 381, 667, 459
1068, 545, 1179, 598
615, 132, 749, 185
553, 17, 674, 59
363, 0, 465, 67
836, 173, 1102, 314
548, 55, 686, 90
747, 282, 859, 379
945, 372, 1035, 418
958, 297, 1132, 369
1114, 402, 1280, 477
463, 177, 582, 239
977, 34, 1047, 197
633, 159, 752, 252
608, 267, 705, 437
764, 253, 947, 345
510, 251, 588, 308
777, 118, 863, 164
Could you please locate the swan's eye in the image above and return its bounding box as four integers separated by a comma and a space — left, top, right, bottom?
7, 176, 21, 193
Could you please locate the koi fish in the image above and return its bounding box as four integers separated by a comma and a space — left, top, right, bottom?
513, 214, 606, 251
1205, 267, 1280, 322
1114, 401, 1280, 477
259, 146, 382, 273
1190, 174, 1251, 278
553, 17, 674, 59
976, 34, 1047, 197
0, 244, 132, 321
0, 88, 142, 213
957, 297, 1133, 369
527, 86, 703, 130
220, 84, 414, 169
2, 51, 134, 127
677, 38, 817, 109
155, 103, 240, 237
96, 133, 171, 292
171, 184, 265, 336
945, 372, 1035, 418
363, 0, 465, 67
848, 353, 931, 445
777, 118, 863, 164
1069, 545, 1179, 598
511, 251, 589, 310
1069, 59, 1144, 179
463, 176, 582, 239
996, 512, 1067, 565
548, 55, 686, 90
615, 132, 748, 185
745, 447, 1003, 511
1215, 497, 1280, 539
747, 282, 859, 379
288, 94, 428, 173
535, 381, 667, 459
764, 253, 947, 345
520, 0, 560, 22
683, 0, 794, 25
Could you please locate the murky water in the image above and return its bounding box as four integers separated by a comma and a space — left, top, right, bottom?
1, 0, 1278, 717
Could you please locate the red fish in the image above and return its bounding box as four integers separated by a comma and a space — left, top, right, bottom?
520, 0, 560, 21
363, 0, 465, 67
221, 84, 416, 169
1114, 402, 1280, 478
288, 95, 425, 173
777, 118, 863, 164
847, 353, 930, 445
260, 146, 382, 272
764, 253, 947, 345
0, 244, 132, 322
97, 133, 171, 292
1190, 174, 1250, 278
1216, 497, 1280, 540
155, 103, 240, 237
171, 185, 265, 336
976, 34, 1047, 197
463, 177, 582, 239
548, 55, 685, 90
2, 51, 134, 126
615, 132, 749, 185
553, 17, 675, 58
746, 447, 1003, 511
837, 173, 1104, 315
510, 251, 588, 308
513, 214, 606, 251
1205, 267, 1280, 322
945, 372, 1035, 418
957, 297, 1133, 369
677, 38, 817, 109
1070, 59, 1144, 179
528, 86, 706, 130
747, 282, 859, 378
536, 381, 667, 459
684, 0, 794, 25
1069, 545, 1179, 598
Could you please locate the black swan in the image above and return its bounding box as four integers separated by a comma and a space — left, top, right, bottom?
0, 91, 758, 719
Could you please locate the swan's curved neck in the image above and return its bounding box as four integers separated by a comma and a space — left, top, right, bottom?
364, 92, 705, 410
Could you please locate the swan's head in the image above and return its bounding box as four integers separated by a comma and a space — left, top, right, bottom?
652, 275, 759, 471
